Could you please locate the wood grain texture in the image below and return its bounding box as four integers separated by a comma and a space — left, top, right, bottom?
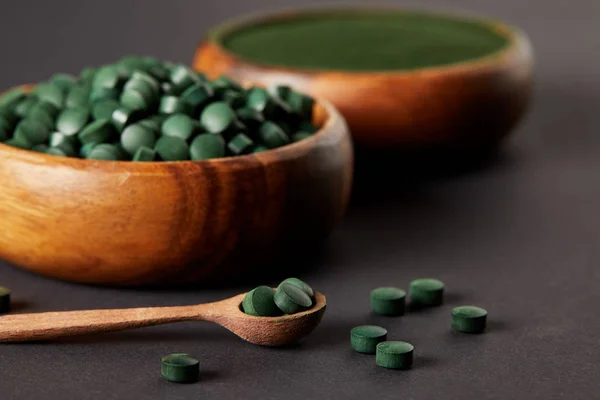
193, 8, 534, 149
0, 290, 327, 346
0, 97, 353, 286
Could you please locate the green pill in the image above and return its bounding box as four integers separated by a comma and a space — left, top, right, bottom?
409, 278, 444, 307
132, 146, 156, 162
5, 137, 30, 150
120, 88, 152, 111
370, 287, 406, 316
111, 107, 144, 131
376, 341, 414, 370
451, 306, 488, 334
130, 71, 160, 92
211, 76, 243, 94
80, 67, 97, 82
269, 84, 292, 100
291, 132, 313, 142
51, 141, 77, 157
0, 286, 11, 314
65, 86, 90, 108
242, 285, 281, 317
287, 91, 314, 119
169, 65, 197, 94
27, 107, 55, 131
35, 83, 64, 108
155, 136, 189, 161
259, 121, 290, 149
350, 325, 387, 354
121, 123, 156, 155
78, 119, 116, 145
161, 114, 199, 141
190, 134, 225, 160
274, 283, 312, 315
87, 143, 121, 161
30, 101, 60, 118
227, 133, 253, 155
56, 107, 90, 136
200, 102, 237, 134
14, 119, 50, 146
50, 73, 76, 92
49, 131, 77, 148
90, 87, 120, 103
236, 107, 264, 130
246, 87, 275, 115
159, 96, 192, 115
161, 353, 199, 383
222, 90, 245, 108
79, 142, 97, 158
181, 83, 213, 109
93, 65, 122, 89
279, 277, 314, 300
14, 96, 38, 117
0, 88, 26, 109
92, 99, 120, 121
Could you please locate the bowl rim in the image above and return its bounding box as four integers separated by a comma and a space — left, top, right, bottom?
0, 86, 339, 174
204, 5, 532, 77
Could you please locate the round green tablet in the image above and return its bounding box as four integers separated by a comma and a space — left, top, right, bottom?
370, 287, 406, 316
161, 353, 199, 383
409, 278, 445, 307
27, 107, 55, 131
169, 65, 197, 94
190, 134, 225, 160
227, 133, 253, 155
120, 88, 151, 111
0, 286, 11, 314
130, 71, 160, 92
111, 107, 144, 131
350, 325, 387, 354
279, 277, 314, 300
269, 85, 292, 100
87, 143, 121, 161
93, 65, 122, 89
14, 97, 37, 117
14, 119, 50, 146
121, 123, 156, 155
246, 87, 274, 114
35, 83, 64, 108
30, 101, 60, 118
259, 121, 290, 149
65, 85, 90, 108
236, 107, 264, 129
49, 131, 77, 148
274, 283, 312, 315
90, 87, 120, 104
376, 341, 414, 369
155, 136, 189, 161
291, 132, 313, 142
181, 83, 213, 109
200, 102, 236, 134
51, 141, 77, 157
79, 142, 97, 158
159, 96, 192, 115
79, 67, 97, 83
56, 107, 90, 136
451, 306, 488, 334
78, 119, 116, 145
242, 285, 281, 317
222, 90, 245, 109
0, 88, 26, 109
161, 114, 198, 140
287, 91, 314, 119
138, 118, 161, 132
51, 73, 76, 92
92, 99, 120, 121
132, 146, 156, 162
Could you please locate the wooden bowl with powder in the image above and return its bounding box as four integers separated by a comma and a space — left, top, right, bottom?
194, 7, 534, 151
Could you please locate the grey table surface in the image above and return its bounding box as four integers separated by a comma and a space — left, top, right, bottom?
0, 0, 598, 399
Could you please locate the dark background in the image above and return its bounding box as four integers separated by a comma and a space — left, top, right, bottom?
0, 0, 598, 399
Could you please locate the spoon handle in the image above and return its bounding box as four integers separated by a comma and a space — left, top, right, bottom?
0, 305, 205, 342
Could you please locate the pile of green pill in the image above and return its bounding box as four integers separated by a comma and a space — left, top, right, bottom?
352, 278, 488, 370
0, 56, 318, 161
242, 277, 315, 316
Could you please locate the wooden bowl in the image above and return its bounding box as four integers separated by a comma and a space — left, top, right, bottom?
193, 7, 534, 150
0, 90, 353, 286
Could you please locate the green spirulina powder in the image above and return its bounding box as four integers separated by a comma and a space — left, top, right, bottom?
221, 11, 510, 71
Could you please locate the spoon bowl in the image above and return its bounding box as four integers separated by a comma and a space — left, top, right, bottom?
0, 290, 327, 346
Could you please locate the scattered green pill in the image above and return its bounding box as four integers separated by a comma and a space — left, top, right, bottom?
161, 114, 198, 141
200, 102, 237, 134
111, 106, 143, 131
0, 286, 10, 314
350, 325, 387, 354
242, 285, 281, 317
132, 146, 156, 162
370, 287, 406, 316
159, 95, 192, 115
451, 306, 488, 333
121, 123, 156, 155
92, 99, 120, 121
14, 119, 49, 146
78, 119, 115, 145
161, 353, 200, 383
227, 133, 253, 155
181, 83, 213, 109
14, 97, 37, 117
409, 278, 444, 307
35, 83, 64, 108
87, 143, 121, 161
259, 121, 289, 149
376, 341, 414, 370
274, 283, 313, 315
56, 107, 90, 136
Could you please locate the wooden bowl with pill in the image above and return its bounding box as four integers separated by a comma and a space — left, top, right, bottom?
0, 63, 353, 286
194, 7, 534, 151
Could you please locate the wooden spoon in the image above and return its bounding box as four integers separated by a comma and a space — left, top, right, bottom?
0, 291, 326, 346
